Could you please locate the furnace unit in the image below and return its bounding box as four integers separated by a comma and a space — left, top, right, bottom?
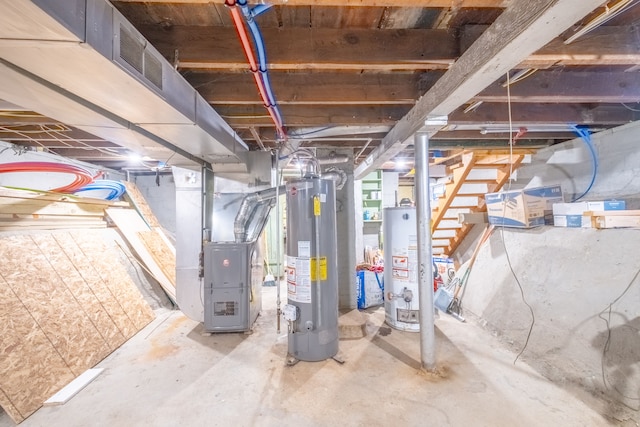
203, 242, 262, 332
203, 188, 278, 333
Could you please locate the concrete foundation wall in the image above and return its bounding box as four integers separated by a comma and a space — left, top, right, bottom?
515, 121, 640, 207
459, 123, 640, 419
463, 227, 640, 418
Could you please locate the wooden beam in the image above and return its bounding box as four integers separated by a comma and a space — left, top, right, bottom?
115, 0, 511, 7
449, 103, 640, 125
462, 25, 640, 68
139, 26, 457, 71
474, 71, 640, 103
140, 24, 640, 72
216, 105, 411, 126
355, 0, 611, 178
433, 130, 572, 139
188, 72, 421, 105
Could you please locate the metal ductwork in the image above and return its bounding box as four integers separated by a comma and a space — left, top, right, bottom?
233, 185, 285, 243
0, 0, 249, 171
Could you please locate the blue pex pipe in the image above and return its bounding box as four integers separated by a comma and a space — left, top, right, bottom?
237, 0, 283, 129
570, 125, 598, 202
74, 180, 126, 200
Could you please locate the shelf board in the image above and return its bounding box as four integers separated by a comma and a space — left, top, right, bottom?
363, 219, 382, 223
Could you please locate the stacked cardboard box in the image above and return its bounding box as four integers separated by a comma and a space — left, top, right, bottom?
485, 185, 563, 228
553, 200, 626, 228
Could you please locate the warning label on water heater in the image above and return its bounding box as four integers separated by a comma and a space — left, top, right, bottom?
287, 255, 311, 303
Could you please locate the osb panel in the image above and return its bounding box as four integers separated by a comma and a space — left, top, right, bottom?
53, 233, 134, 343
30, 234, 119, 354
123, 181, 161, 228
0, 273, 75, 423
0, 235, 106, 375
70, 231, 155, 334
0, 388, 21, 424
138, 229, 176, 286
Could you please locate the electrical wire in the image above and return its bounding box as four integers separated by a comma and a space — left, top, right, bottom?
597, 261, 640, 409
503, 70, 535, 365
620, 102, 640, 112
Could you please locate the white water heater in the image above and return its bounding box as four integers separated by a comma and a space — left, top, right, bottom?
284, 176, 339, 362
383, 207, 421, 332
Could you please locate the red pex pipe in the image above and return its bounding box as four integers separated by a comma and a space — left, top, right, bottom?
227, 1, 286, 139
0, 162, 97, 193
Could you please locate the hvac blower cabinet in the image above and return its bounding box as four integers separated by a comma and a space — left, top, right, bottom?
203, 242, 262, 332
283, 177, 339, 362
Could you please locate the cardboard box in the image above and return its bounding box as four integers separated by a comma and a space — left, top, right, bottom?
553, 201, 626, 228
486, 185, 563, 228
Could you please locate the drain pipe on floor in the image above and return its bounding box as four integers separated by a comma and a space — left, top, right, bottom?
415, 131, 436, 372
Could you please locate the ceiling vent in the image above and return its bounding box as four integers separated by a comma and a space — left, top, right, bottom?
117, 23, 163, 91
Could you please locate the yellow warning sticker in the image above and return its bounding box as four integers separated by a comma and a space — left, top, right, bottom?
310, 256, 327, 281
313, 195, 321, 216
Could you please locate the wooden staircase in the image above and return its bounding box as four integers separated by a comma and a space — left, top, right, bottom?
430, 150, 534, 257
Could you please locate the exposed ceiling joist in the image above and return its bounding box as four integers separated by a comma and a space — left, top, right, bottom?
114, 0, 511, 7
218, 105, 410, 126
474, 71, 640, 103
191, 72, 420, 105
140, 26, 457, 71
141, 25, 640, 73
449, 103, 640, 125
355, 0, 609, 179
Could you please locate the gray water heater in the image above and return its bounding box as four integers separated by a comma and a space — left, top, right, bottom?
284, 177, 339, 362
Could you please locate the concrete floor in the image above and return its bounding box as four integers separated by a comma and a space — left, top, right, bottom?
2, 286, 616, 426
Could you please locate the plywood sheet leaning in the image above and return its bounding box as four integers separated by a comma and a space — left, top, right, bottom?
106, 208, 176, 302
53, 233, 137, 340
122, 181, 161, 228
0, 235, 109, 372
70, 231, 155, 331
0, 273, 75, 424
0, 230, 156, 424
31, 234, 126, 352
138, 229, 177, 286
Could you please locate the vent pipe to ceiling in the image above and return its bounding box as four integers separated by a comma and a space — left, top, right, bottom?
233, 185, 285, 243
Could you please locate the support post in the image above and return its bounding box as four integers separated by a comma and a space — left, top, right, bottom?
415, 131, 436, 371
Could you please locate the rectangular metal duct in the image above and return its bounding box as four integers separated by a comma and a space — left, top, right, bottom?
0, 0, 249, 171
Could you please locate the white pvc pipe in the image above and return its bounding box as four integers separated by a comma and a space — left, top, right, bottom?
414, 132, 436, 371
